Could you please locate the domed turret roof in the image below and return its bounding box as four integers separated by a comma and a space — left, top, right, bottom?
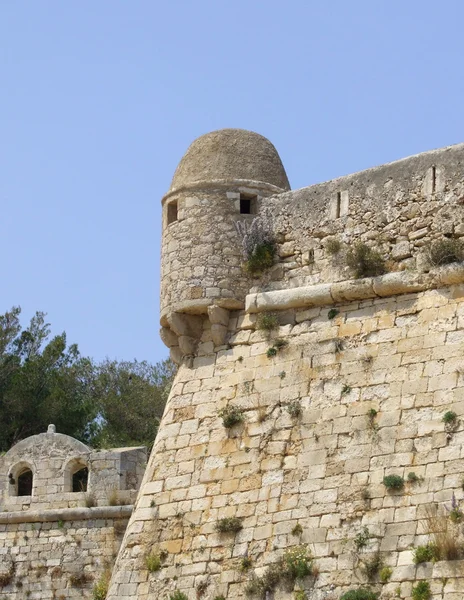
169, 128, 290, 192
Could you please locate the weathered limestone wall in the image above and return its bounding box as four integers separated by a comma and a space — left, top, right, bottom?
0, 508, 129, 598
0, 430, 147, 598
260, 143, 464, 292
109, 274, 464, 600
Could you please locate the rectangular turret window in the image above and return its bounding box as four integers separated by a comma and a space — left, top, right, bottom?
240, 194, 257, 214
167, 201, 178, 225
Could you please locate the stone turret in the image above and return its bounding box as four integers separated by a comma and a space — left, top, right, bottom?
160, 129, 289, 363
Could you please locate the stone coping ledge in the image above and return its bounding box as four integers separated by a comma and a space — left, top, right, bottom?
162, 178, 286, 203
0, 505, 133, 524
246, 264, 464, 313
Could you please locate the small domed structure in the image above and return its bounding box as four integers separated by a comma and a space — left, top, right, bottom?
169, 128, 290, 192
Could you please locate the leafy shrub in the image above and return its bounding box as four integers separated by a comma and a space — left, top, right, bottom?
215, 517, 243, 533
240, 557, 252, 571
442, 410, 457, 424
328, 308, 339, 320
287, 400, 302, 419
340, 589, 378, 600
326, 238, 342, 255
383, 474, 404, 490
256, 312, 279, 331
354, 526, 370, 550
245, 242, 276, 275
411, 581, 431, 600
238, 213, 276, 276
170, 592, 188, 600
283, 545, 313, 579
413, 543, 439, 564
346, 243, 386, 278
145, 551, 162, 573
245, 546, 314, 598
428, 238, 464, 267
218, 405, 245, 428
379, 566, 392, 583
266, 347, 277, 358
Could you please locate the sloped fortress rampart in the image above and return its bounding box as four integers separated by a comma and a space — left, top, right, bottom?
113, 131, 464, 599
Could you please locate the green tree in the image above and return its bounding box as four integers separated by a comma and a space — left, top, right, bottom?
90, 358, 176, 449
0, 307, 176, 452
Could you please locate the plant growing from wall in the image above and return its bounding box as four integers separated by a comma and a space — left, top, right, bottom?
383, 474, 404, 491
340, 590, 378, 600
266, 346, 278, 358
407, 472, 421, 483
145, 551, 163, 573
170, 592, 188, 600
411, 581, 431, 600
287, 400, 302, 419
267, 338, 288, 358
218, 405, 245, 428
292, 523, 303, 536
428, 238, 464, 267
354, 526, 370, 550
442, 410, 458, 433
237, 213, 276, 276
244, 546, 315, 598
413, 543, 439, 564
341, 384, 352, 396
294, 591, 307, 600
447, 493, 463, 523
256, 312, 279, 332
92, 569, 111, 600
240, 557, 253, 572
328, 308, 339, 320
362, 551, 383, 581
346, 243, 386, 278
215, 517, 243, 534
379, 567, 392, 583
423, 504, 462, 560
84, 492, 97, 508
326, 238, 342, 255
367, 409, 378, 430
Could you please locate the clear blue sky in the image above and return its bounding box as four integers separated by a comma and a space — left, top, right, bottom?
1, 1, 463, 364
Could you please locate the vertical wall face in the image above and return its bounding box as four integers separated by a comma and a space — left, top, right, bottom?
160, 184, 276, 323
108, 283, 464, 600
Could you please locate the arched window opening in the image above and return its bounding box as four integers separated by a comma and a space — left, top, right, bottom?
17, 468, 33, 496
72, 466, 89, 493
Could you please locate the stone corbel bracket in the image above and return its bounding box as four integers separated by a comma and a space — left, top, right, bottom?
245, 265, 464, 313
161, 305, 230, 364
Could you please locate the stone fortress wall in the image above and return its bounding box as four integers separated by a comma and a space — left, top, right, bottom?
107, 130, 464, 600
0, 426, 146, 598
